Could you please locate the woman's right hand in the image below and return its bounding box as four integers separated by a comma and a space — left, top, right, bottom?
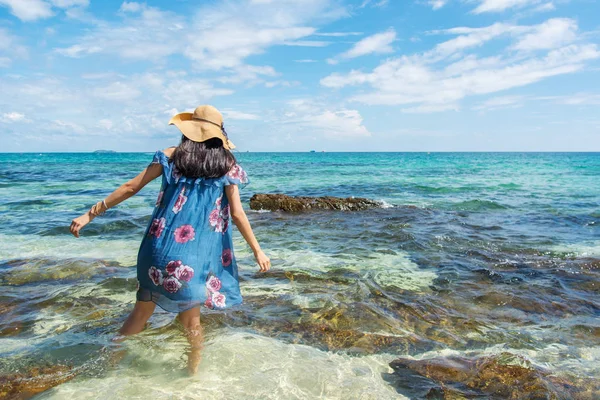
70, 212, 94, 238
254, 250, 271, 272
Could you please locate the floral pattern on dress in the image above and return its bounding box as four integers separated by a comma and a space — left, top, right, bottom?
221, 248, 232, 267
148, 260, 195, 294
172, 187, 188, 214
204, 273, 226, 309
163, 276, 182, 293
227, 164, 248, 184
149, 266, 164, 285
208, 195, 230, 233
156, 190, 164, 207
174, 224, 195, 243
149, 217, 166, 238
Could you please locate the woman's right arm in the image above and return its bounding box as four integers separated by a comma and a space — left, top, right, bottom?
225, 184, 271, 272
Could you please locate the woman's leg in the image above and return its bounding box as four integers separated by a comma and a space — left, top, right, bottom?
178, 306, 204, 375
117, 300, 156, 336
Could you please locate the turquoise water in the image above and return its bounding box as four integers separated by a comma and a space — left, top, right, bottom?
1, 152, 599, 398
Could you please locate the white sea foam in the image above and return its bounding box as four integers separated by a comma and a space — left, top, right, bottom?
250, 247, 437, 292
0, 234, 139, 266
550, 241, 600, 258
41, 329, 404, 400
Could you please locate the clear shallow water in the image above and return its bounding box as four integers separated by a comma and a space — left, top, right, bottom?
0, 152, 599, 399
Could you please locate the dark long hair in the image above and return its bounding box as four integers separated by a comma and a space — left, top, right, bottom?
171, 136, 237, 179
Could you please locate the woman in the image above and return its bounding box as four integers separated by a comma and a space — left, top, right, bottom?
69, 105, 270, 374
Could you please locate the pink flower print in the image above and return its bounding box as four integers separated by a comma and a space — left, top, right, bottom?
163, 276, 182, 293
221, 249, 232, 267
166, 260, 182, 275
209, 208, 220, 226
215, 218, 225, 233
172, 187, 188, 214
174, 264, 194, 282
211, 292, 226, 308
227, 164, 248, 183
172, 166, 182, 182
204, 296, 214, 309
174, 224, 195, 243
209, 197, 229, 233
149, 266, 163, 286
156, 191, 164, 207
206, 275, 222, 292
149, 217, 166, 238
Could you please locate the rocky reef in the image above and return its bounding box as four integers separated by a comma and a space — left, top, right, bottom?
385, 352, 600, 399
0, 365, 77, 400
249, 193, 384, 212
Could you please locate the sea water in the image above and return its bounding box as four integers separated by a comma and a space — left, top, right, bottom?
0, 152, 598, 399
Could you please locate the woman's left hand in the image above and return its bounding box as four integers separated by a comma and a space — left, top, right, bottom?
70, 212, 94, 238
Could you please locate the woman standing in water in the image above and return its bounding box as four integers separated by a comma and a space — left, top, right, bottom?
69, 105, 270, 374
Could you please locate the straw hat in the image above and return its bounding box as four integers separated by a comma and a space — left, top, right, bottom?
168, 105, 236, 150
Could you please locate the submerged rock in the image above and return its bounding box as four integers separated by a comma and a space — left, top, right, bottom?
0, 365, 77, 399
249, 193, 384, 212
387, 352, 600, 399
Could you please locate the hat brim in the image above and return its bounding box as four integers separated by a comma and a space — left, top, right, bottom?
169, 113, 236, 150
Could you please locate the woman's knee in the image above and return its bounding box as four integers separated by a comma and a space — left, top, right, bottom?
179, 307, 202, 331
132, 301, 156, 319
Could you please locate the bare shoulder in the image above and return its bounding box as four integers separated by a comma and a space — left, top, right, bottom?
162, 146, 177, 158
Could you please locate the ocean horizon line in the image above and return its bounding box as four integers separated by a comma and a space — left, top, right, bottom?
2, 150, 600, 154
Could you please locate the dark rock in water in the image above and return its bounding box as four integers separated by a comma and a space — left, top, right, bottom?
0, 364, 77, 399
249, 193, 384, 212
386, 352, 600, 399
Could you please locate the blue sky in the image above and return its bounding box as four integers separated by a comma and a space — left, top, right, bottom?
0, 0, 599, 152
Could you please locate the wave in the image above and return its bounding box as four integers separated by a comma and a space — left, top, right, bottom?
449, 199, 509, 211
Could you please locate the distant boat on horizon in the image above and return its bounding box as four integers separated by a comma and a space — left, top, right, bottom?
310, 150, 316, 153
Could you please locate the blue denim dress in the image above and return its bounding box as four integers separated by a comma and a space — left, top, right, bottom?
136, 150, 249, 312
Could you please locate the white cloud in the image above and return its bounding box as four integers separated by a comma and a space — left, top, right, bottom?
1, 112, 31, 123
0, 72, 234, 139
119, 1, 144, 13
92, 82, 142, 102
56, 0, 348, 78
56, 6, 183, 60
359, 0, 389, 8
422, 0, 552, 13
538, 93, 600, 105
428, 0, 448, 10
50, 0, 88, 7
0, 0, 88, 21
216, 65, 278, 85
314, 32, 362, 37
0, 0, 53, 21
473, 0, 544, 14
53, 119, 84, 133
222, 110, 261, 120
0, 28, 28, 66
473, 95, 525, 110
281, 99, 371, 138
321, 18, 599, 112
402, 103, 459, 113
513, 18, 577, 51
328, 28, 396, 64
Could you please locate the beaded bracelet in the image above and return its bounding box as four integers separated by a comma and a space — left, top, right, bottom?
90, 199, 108, 216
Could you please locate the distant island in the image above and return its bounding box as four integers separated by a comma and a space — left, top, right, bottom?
93, 150, 117, 153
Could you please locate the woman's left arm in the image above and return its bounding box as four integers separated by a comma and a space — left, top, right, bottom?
70, 151, 171, 238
